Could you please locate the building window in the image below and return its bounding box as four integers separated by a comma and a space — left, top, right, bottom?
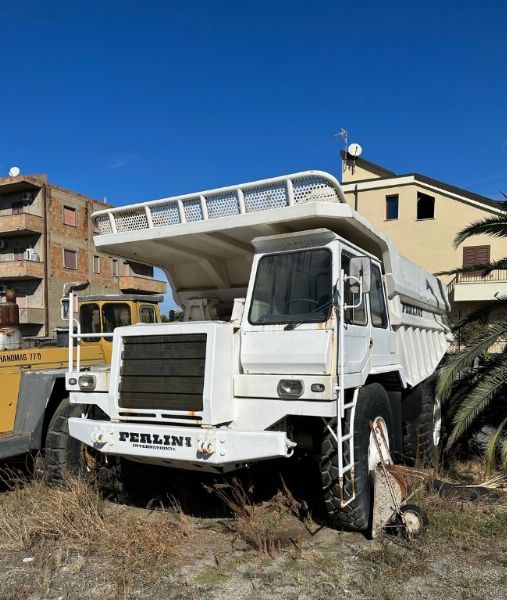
385, 195, 399, 220
12, 202, 24, 215
63, 206, 77, 227
64, 249, 78, 270
416, 192, 435, 220
462, 245, 490, 280
111, 258, 119, 277
93, 255, 101, 274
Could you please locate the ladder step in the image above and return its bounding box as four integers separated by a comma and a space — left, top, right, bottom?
341, 464, 353, 474
342, 433, 353, 441
343, 402, 356, 410
340, 493, 356, 507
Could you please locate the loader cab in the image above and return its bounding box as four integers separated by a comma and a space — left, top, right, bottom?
68, 295, 161, 363
78, 295, 161, 338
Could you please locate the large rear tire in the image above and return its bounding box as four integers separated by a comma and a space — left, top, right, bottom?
403, 376, 441, 468
320, 383, 394, 532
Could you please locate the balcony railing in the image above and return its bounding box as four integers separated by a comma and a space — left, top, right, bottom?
119, 275, 166, 294
0, 259, 44, 279
18, 307, 45, 324
447, 269, 507, 302
0, 212, 44, 236
456, 269, 507, 283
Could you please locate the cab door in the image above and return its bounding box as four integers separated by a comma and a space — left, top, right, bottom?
341, 249, 371, 375
368, 262, 396, 368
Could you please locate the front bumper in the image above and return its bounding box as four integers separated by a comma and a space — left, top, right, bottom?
68, 418, 293, 466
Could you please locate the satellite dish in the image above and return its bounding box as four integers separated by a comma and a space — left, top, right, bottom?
8, 167, 20, 177
347, 143, 363, 158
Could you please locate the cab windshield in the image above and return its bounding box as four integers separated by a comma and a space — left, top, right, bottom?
249, 249, 332, 325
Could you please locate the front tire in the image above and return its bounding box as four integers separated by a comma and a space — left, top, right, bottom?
320, 383, 394, 532
43, 398, 90, 481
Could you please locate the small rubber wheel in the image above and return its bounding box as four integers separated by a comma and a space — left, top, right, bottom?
396, 504, 429, 537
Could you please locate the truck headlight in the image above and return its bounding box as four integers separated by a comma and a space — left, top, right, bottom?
78, 375, 96, 391
277, 379, 304, 398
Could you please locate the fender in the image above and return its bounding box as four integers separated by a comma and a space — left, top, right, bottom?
14, 369, 67, 451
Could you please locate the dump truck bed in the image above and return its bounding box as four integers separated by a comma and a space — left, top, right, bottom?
92, 171, 449, 316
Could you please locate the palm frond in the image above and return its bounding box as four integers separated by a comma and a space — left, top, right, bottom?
485, 416, 507, 473
452, 296, 507, 331
453, 216, 507, 248
435, 258, 507, 277
446, 356, 507, 448
501, 438, 507, 469
436, 320, 507, 401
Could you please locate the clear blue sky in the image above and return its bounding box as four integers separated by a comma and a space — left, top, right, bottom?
1, 1, 506, 310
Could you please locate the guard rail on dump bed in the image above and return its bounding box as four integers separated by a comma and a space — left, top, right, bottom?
93, 171, 346, 236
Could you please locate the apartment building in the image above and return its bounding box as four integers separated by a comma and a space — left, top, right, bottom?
339, 151, 507, 323
0, 173, 166, 337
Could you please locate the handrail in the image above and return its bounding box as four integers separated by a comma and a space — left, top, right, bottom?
447, 269, 507, 294
456, 269, 507, 283
67, 291, 113, 373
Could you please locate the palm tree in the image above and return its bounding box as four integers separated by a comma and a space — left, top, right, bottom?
436, 199, 507, 471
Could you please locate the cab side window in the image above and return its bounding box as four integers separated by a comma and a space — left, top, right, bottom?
140, 305, 156, 323
80, 303, 101, 334
370, 265, 388, 328
341, 252, 367, 326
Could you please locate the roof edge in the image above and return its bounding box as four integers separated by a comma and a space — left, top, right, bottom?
340, 150, 396, 178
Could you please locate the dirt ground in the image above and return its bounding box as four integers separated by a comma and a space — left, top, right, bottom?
0, 460, 504, 600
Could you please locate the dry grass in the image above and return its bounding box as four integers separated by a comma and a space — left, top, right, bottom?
419, 487, 507, 553
206, 477, 312, 556
357, 480, 507, 599
0, 473, 192, 598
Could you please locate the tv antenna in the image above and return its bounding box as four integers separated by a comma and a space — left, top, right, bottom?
333, 128, 349, 173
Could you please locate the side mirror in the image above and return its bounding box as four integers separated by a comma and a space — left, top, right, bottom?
349, 256, 372, 294
60, 298, 69, 320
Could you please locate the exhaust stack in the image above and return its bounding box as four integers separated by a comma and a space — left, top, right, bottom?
0, 289, 23, 351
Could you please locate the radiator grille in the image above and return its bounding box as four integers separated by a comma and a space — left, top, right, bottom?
118, 334, 206, 412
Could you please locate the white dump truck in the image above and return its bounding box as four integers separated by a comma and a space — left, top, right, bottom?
65, 171, 451, 531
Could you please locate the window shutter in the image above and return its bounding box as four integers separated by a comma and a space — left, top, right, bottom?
63, 206, 77, 226
463, 246, 490, 266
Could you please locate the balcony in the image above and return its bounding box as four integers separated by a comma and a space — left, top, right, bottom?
0, 212, 43, 236
0, 260, 44, 280
18, 307, 45, 324
119, 275, 166, 294
448, 269, 507, 302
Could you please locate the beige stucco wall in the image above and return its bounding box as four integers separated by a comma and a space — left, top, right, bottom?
341, 182, 504, 284
341, 163, 383, 183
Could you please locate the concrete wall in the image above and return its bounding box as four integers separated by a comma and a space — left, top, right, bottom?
341, 162, 383, 183
46, 186, 125, 335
